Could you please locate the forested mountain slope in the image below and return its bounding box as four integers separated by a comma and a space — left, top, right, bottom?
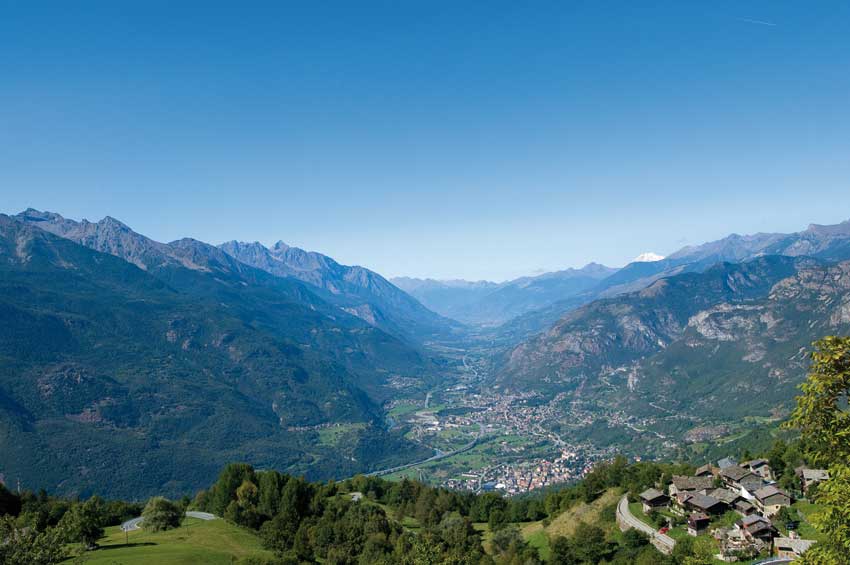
0, 215, 430, 498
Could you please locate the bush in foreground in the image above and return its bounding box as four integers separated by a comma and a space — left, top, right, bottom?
142, 496, 182, 532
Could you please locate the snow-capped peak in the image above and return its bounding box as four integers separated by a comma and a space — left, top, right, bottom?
633, 252, 665, 263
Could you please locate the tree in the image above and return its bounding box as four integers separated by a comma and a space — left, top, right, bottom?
550, 536, 578, 565
141, 496, 182, 532
788, 336, 850, 565
571, 522, 611, 563
209, 462, 255, 516
58, 496, 104, 549
0, 515, 67, 565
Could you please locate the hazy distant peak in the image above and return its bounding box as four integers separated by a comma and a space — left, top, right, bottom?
632, 252, 665, 262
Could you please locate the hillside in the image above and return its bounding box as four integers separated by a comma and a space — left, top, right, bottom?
0, 215, 431, 498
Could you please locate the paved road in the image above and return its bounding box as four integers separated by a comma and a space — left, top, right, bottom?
616, 495, 675, 554
121, 511, 216, 532
365, 430, 484, 478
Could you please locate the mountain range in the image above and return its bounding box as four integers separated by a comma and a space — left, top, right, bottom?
4, 208, 850, 498
1, 211, 439, 498
393, 263, 618, 326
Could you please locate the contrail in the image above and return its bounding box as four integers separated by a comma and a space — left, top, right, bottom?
737, 17, 777, 27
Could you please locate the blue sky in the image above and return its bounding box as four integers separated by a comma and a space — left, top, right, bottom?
2, 1, 849, 281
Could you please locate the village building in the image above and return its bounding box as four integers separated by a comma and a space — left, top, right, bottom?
687, 512, 711, 537
694, 463, 714, 477
639, 488, 670, 513
797, 468, 829, 494
676, 492, 727, 515
719, 465, 756, 489
775, 535, 816, 559
707, 487, 742, 506
753, 485, 792, 517
733, 499, 757, 517
669, 475, 714, 497
742, 458, 773, 480
717, 456, 738, 469
735, 514, 776, 543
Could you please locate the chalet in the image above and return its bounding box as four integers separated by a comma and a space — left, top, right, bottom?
669, 475, 714, 497
694, 464, 714, 477
639, 488, 670, 513
719, 465, 755, 489
753, 485, 792, 517
677, 492, 727, 515
707, 487, 742, 506
733, 499, 756, 517
742, 458, 773, 480
775, 535, 816, 559
738, 475, 767, 498
735, 514, 776, 543
798, 468, 829, 494
687, 512, 711, 536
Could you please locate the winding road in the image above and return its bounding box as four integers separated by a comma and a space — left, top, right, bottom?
121, 511, 216, 532
364, 430, 484, 478
616, 495, 675, 554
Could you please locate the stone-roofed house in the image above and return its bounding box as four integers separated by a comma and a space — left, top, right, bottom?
720, 465, 755, 487
775, 535, 816, 559
734, 499, 756, 517
708, 487, 742, 506
798, 468, 829, 494
695, 464, 714, 477
717, 456, 738, 469
688, 512, 711, 536
735, 514, 776, 543
677, 492, 727, 515
754, 485, 792, 517
669, 475, 714, 497
639, 488, 670, 513
742, 458, 773, 480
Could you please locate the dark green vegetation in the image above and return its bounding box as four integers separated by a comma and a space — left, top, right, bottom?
0, 456, 714, 564
0, 213, 432, 498
786, 336, 850, 564
142, 496, 184, 532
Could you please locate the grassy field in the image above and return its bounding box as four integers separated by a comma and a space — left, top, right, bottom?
317, 422, 368, 447
545, 489, 621, 538
75, 517, 273, 564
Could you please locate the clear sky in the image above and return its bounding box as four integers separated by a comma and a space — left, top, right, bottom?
2, 1, 849, 281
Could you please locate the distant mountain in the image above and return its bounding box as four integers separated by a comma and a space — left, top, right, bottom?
394, 263, 618, 326
391, 277, 500, 322
499, 254, 850, 428
632, 252, 665, 262
3, 212, 433, 497
17, 210, 453, 345
598, 220, 850, 299
494, 218, 850, 344
219, 240, 454, 344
